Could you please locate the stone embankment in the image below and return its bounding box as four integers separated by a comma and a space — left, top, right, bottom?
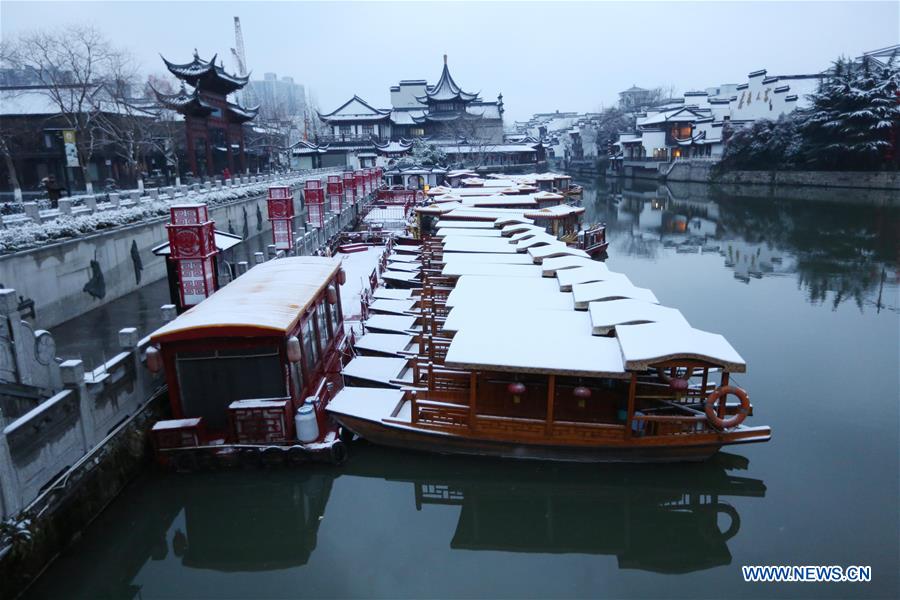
0, 168, 342, 329
662, 159, 900, 190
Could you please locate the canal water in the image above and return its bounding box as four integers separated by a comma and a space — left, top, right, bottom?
29, 180, 898, 599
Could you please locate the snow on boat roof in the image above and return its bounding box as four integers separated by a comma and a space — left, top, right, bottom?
384, 262, 419, 272
342, 356, 410, 386
444, 311, 627, 378
439, 207, 534, 224
387, 254, 419, 263
372, 288, 413, 300
440, 253, 535, 265
369, 298, 416, 315
441, 263, 543, 278
151, 257, 340, 343
382, 270, 420, 283
435, 228, 503, 238
616, 323, 746, 372
510, 228, 548, 242
555, 264, 620, 290
588, 299, 690, 335
541, 256, 599, 276
528, 244, 590, 262
363, 314, 418, 334
465, 195, 537, 207
435, 220, 496, 229
327, 387, 406, 423
442, 237, 520, 254
353, 332, 413, 356
572, 280, 660, 308
501, 223, 545, 235
515, 233, 559, 251
445, 276, 569, 309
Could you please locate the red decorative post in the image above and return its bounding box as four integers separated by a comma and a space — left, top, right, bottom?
342, 171, 356, 205
305, 179, 325, 227
167, 204, 217, 308
375, 167, 383, 190
354, 169, 366, 198
326, 175, 343, 213
267, 185, 295, 251
365, 168, 375, 194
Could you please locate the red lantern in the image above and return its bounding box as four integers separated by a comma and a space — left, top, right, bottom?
326, 286, 338, 305
507, 382, 526, 395
573, 386, 592, 398
337, 269, 347, 286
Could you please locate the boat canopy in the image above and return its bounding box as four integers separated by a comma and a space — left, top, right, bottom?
150, 257, 341, 343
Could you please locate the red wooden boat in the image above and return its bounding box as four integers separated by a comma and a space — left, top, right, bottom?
146, 256, 352, 467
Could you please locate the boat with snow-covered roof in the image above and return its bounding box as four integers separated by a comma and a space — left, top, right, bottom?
329, 216, 770, 463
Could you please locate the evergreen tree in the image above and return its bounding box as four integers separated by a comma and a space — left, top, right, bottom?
801, 54, 899, 170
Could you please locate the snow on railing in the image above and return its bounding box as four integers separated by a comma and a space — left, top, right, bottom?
0, 168, 344, 254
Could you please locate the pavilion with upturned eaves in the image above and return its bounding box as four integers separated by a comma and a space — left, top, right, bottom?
154, 50, 259, 177
318, 55, 504, 146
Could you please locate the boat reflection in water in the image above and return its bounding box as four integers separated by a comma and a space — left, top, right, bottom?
350, 446, 764, 574
40, 447, 764, 596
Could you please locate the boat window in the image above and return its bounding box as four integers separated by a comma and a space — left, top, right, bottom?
175, 346, 285, 431
302, 318, 319, 375
317, 300, 332, 346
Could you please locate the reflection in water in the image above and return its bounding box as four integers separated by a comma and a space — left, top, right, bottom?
34, 447, 765, 598
584, 178, 899, 313
351, 448, 763, 575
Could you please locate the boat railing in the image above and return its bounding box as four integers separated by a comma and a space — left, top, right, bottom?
631, 413, 709, 437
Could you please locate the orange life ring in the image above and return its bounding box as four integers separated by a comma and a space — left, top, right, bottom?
704, 386, 750, 429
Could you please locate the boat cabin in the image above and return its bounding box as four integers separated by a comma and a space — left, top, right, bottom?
149, 257, 347, 445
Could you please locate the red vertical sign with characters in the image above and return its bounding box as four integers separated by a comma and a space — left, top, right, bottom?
267, 185, 295, 251
167, 203, 218, 308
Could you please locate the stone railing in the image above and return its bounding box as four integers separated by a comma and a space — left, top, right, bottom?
0, 168, 344, 229
0, 326, 164, 521
0, 181, 380, 522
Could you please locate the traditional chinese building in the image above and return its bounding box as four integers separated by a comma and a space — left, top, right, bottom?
316, 56, 510, 169
154, 50, 259, 177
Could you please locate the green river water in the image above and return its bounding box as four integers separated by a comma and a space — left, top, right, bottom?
30, 178, 899, 599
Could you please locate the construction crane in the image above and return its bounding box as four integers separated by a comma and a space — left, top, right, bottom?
230, 16, 255, 106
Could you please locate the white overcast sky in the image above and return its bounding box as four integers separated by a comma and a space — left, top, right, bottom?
1, 1, 897, 122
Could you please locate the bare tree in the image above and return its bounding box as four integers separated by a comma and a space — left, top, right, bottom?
8, 26, 123, 193
446, 118, 498, 169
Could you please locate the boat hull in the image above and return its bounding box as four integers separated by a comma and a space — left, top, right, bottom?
333, 414, 757, 463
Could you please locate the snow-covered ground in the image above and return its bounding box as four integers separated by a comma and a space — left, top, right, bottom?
0, 170, 341, 254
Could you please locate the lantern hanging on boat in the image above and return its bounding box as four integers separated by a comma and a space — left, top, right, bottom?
337, 268, 347, 286
326, 285, 338, 305
507, 381, 526, 404
574, 385, 591, 408
573, 386, 591, 398
286, 336, 303, 363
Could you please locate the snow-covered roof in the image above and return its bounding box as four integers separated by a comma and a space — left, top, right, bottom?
588, 299, 690, 335
319, 95, 391, 121
151, 257, 341, 342
444, 310, 627, 378
443, 236, 520, 254
617, 323, 746, 372
441, 263, 543, 278
572, 280, 659, 308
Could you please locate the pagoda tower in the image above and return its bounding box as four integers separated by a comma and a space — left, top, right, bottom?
154, 50, 259, 177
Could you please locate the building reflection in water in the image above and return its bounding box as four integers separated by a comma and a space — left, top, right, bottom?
584, 178, 898, 312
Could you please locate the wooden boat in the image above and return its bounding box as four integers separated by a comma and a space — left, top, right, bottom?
146, 256, 353, 466
329, 218, 771, 463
